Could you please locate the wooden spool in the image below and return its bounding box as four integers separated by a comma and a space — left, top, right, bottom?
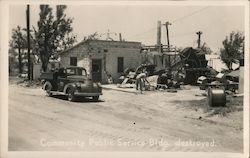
207, 87, 226, 107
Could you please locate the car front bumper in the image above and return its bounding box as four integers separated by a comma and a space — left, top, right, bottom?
74, 91, 102, 97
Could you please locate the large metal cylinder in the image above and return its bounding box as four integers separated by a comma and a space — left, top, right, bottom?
207, 88, 226, 107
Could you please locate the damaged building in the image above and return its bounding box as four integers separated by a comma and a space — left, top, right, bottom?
140, 46, 210, 85
59, 39, 142, 83
179, 47, 208, 84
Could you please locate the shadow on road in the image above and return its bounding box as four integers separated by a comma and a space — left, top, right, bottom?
51, 95, 104, 103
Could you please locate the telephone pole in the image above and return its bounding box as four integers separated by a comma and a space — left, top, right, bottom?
26, 5, 31, 80
163, 21, 171, 50
196, 31, 202, 48
119, 33, 122, 41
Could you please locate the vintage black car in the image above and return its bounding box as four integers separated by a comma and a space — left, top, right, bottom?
40, 66, 102, 101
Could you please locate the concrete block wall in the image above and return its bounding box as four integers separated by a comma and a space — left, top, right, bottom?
59, 40, 142, 83
87, 40, 141, 82
60, 44, 88, 68
105, 48, 141, 82
77, 57, 91, 76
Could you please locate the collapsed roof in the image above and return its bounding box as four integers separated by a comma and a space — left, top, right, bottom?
179, 47, 208, 68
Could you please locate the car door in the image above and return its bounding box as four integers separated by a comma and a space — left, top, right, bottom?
57, 68, 68, 92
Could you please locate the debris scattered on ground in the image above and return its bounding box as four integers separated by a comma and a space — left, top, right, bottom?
16, 79, 42, 88
9, 80, 243, 152
117, 83, 135, 88
171, 95, 243, 117
195, 92, 207, 97
233, 93, 244, 97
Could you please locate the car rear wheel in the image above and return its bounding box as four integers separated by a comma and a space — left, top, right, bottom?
92, 96, 99, 101
68, 89, 76, 102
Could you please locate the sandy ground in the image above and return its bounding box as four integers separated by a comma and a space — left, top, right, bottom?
8, 79, 243, 152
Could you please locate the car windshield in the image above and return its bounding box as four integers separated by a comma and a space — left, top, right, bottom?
66, 68, 87, 76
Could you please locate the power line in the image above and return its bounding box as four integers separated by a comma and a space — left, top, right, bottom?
171, 32, 195, 38
172, 6, 210, 24
127, 7, 210, 41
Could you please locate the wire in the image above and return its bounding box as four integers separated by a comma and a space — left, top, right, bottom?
172, 6, 211, 24
127, 7, 211, 41
171, 32, 195, 38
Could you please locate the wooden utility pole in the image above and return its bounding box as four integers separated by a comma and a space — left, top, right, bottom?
26, 5, 31, 80
119, 33, 122, 41
196, 31, 202, 48
17, 37, 22, 74
163, 22, 171, 50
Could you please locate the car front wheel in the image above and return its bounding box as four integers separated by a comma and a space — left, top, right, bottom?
92, 96, 99, 101
68, 89, 76, 102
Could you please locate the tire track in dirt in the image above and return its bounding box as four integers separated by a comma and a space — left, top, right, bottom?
9, 85, 243, 152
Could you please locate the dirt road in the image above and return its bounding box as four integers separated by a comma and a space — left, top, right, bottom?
9, 82, 243, 152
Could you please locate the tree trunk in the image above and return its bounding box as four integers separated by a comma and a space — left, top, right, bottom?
42, 63, 47, 72
41, 54, 49, 72
41, 57, 47, 72
18, 47, 22, 73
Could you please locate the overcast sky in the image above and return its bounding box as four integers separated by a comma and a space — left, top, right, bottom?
9, 4, 245, 53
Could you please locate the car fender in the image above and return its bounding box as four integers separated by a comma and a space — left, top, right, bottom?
63, 83, 76, 94
43, 81, 52, 90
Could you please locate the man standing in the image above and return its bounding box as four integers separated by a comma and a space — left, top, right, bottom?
136, 68, 148, 93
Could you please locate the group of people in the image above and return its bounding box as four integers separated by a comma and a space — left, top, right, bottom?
156, 70, 173, 89
135, 68, 182, 93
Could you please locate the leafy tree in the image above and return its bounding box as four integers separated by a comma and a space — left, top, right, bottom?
9, 26, 26, 73
9, 25, 37, 74
220, 31, 244, 70
9, 48, 18, 73
33, 5, 76, 72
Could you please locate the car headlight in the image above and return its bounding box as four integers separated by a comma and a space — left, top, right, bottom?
75, 82, 81, 87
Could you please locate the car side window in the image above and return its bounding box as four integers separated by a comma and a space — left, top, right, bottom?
77, 69, 87, 76
58, 68, 66, 77
66, 68, 76, 75
82, 70, 87, 76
